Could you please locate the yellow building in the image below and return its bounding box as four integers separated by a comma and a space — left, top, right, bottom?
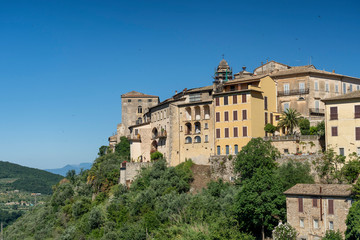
323, 91, 360, 156
213, 74, 279, 155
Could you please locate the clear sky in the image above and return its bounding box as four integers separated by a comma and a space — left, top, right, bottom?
1, 0, 359, 169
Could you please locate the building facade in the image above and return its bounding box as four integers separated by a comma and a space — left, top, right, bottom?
284, 184, 352, 240
323, 91, 360, 156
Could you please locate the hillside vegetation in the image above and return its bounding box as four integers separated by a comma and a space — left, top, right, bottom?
4, 138, 319, 239
0, 161, 63, 194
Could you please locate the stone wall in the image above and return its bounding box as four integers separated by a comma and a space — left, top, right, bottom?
119, 162, 153, 187
209, 155, 238, 182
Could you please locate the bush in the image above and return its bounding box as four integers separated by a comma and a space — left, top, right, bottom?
272, 222, 297, 240
151, 151, 164, 161
323, 230, 343, 240
264, 123, 277, 135
299, 118, 310, 135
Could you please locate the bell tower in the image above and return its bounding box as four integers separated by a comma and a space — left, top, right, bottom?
213, 58, 232, 93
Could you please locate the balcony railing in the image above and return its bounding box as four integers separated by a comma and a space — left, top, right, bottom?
127, 134, 141, 141
264, 135, 319, 142
309, 108, 325, 116
278, 88, 310, 97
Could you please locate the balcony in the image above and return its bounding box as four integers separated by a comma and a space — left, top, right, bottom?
127, 134, 141, 142
158, 130, 167, 138
278, 88, 310, 97
309, 108, 325, 116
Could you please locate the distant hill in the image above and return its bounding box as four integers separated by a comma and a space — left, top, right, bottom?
45, 162, 93, 176
0, 161, 63, 194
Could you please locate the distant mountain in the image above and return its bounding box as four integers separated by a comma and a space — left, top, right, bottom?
0, 161, 63, 194
45, 162, 93, 176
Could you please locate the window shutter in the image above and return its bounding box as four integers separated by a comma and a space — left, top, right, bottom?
270, 113, 273, 125
331, 127, 338, 136
355, 105, 360, 118
224, 96, 228, 105
234, 127, 238, 137
243, 110, 247, 120
233, 95, 237, 104
233, 111, 238, 121
216, 129, 220, 138
225, 128, 229, 138
313, 198, 318, 207
264, 96, 268, 110
356, 127, 360, 141
265, 112, 268, 125
242, 94, 247, 103
328, 199, 334, 214
298, 198, 303, 212
215, 97, 220, 106
216, 112, 220, 122
330, 107, 338, 120
224, 112, 229, 121
243, 127, 247, 137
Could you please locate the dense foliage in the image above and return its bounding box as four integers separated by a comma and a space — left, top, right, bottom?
0, 161, 63, 194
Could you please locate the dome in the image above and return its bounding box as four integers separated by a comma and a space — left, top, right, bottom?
219, 59, 229, 67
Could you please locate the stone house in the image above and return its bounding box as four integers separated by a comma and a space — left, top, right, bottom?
284, 184, 352, 239
323, 90, 360, 157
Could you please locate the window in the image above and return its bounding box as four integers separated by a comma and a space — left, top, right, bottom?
313, 219, 319, 229
358, 147, 360, 156
343, 83, 347, 94
204, 105, 210, 119
230, 85, 236, 91
194, 122, 201, 133
265, 112, 268, 125
242, 94, 247, 103
234, 145, 238, 154
335, 84, 339, 93
233, 110, 238, 121
194, 136, 201, 143
138, 106, 143, 114
189, 93, 201, 102
315, 100, 320, 112
270, 113, 273, 125
313, 198, 318, 207
299, 82, 305, 93
326, 82, 329, 92
284, 149, 289, 154
242, 109, 247, 120
224, 112, 229, 121
243, 126, 247, 137
339, 148, 345, 156
148, 99, 152, 102
216, 112, 220, 122
216, 129, 220, 138
215, 97, 220, 106
350, 84, 353, 92
315, 81, 319, 91
330, 107, 338, 120
284, 84, 290, 95
298, 198, 303, 212
224, 96, 228, 105
217, 146, 221, 155
225, 128, 229, 138
135, 129, 138, 135
138, 99, 142, 102
300, 218, 304, 228
205, 135, 208, 142
331, 127, 338, 136
283, 103, 290, 112
233, 95, 237, 104
185, 137, 192, 144
329, 221, 334, 230
136, 117, 142, 124
226, 145, 229, 155
328, 199, 334, 214
276, 115, 280, 121
356, 127, 360, 140
204, 123, 208, 129
128, 99, 132, 102
234, 127, 238, 137
264, 96, 268, 110
355, 105, 360, 118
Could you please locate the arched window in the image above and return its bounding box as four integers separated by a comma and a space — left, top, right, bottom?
136, 117, 142, 124
152, 128, 158, 139
194, 136, 201, 143
185, 123, 192, 135
194, 122, 201, 134
195, 106, 201, 120
234, 145, 238, 154
185, 137, 192, 144
204, 105, 210, 119
138, 106, 142, 114
185, 107, 191, 120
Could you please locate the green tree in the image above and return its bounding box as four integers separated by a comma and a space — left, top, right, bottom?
309, 126, 318, 135
346, 201, 360, 239
317, 121, 325, 137
312, 148, 346, 183
299, 118, 310, 135
341, 153, 360, 184
277, 108, 302, 135
264, 123, 277, 135
98, 145, 108, 156
234, 169, 286, 239
323, 230, 343, 240
234, 138, 279, 181
115, 136, 130, 159
150, 151, 164, 161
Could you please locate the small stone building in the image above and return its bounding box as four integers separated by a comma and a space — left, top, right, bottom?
284, 184, 352, 240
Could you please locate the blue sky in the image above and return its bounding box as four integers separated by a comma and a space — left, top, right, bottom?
1, 0, 359, 169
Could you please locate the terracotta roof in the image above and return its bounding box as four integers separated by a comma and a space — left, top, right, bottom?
322, 90, 360, 102
253, 60, 290, 72
121, 91, 159, 98
284, 184, 352, 197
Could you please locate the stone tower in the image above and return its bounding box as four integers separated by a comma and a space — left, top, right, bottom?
213, 59, 232, 92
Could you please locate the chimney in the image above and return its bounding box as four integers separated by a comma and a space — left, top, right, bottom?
242, 66, 246, 71
175, 90, 178, 94
332, 70, 335, 73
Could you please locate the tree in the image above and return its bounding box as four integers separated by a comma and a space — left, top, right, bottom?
234, 138, 279, 181
341, 153, 360, 184
264, 123, 277, 135
299, 118, 310, 135
346, 201, 360, 239
150, 151, 163, 161
317, 121, 325, 137
234, 169, 286, 239
115, 136, 130, 159
98, 145, 108, 156
312, 148, 345, 183
323, 230, 343, 240
277, 108, 302, 135
272, 222, 297, 240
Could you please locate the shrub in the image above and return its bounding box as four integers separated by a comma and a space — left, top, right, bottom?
272, 222, 297, 240
151, 151, 164, 161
